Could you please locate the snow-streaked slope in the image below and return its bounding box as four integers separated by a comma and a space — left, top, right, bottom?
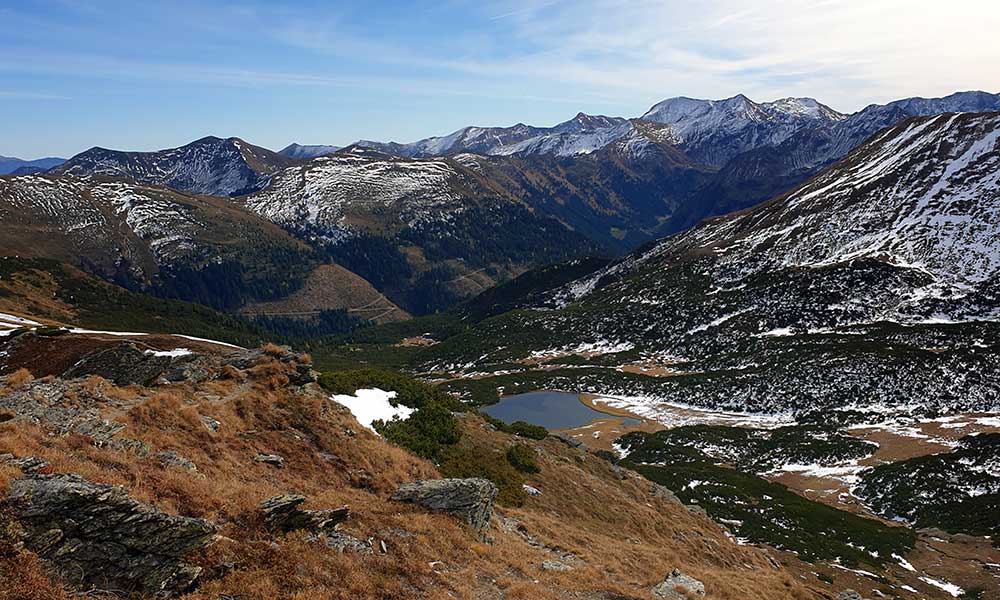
51, 136, 296, 197
243, 148, 473, 241
0, 176, 203, 264
655, 112, 1000, 287
0, 174, 306, 284
278, 143, 342, 159
641, 95, 846, 166
357, 113, 632, 158
422, 112, 1000, 415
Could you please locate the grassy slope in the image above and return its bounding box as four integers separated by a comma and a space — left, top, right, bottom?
0, 257, 269, 347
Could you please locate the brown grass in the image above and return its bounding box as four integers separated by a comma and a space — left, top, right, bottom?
0, 352, 823, 600
1, 368, 34, 393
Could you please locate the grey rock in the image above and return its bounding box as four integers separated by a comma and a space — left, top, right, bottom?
259, 495, 349, 534
253, 453, 285, 468
62, 343, 199, 386
551, 432, 583, 448
5, 473, 217, 596
837, 591, 864, 600
0, 377, 127, 443
0, 453, 49, 474
541, 559, 573, 571
391, 478, 498, 533
200, 415, 221, 432
222, 347, 315, 385
156, 450, 198, 472
311, 531, 373, 554
650, 482, 681, 504
686, 504, 708, 516
108, 437, 151, 457
652, 569, 705, 599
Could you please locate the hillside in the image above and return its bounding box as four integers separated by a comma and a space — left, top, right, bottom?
0, 174, 314, 310
418, 111, 1000, 418
0, 321, 829, 600
241, 147, 601, 313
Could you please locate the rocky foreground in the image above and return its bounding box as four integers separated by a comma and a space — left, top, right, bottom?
0, 329, 886, 599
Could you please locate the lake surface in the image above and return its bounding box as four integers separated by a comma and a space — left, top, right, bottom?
481, 390, 641, 430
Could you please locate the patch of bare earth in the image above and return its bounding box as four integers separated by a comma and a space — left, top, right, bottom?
242, 263, 409, 324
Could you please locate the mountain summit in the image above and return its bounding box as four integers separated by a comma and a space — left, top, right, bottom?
50, 136, 297, 196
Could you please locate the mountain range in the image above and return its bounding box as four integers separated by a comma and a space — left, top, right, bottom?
0, 155, 65, 175
2, 90, 998, 326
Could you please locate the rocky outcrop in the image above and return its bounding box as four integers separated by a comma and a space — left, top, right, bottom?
62, 343, 204, 386
391, 478, 497, 533
259, 494, 349, 534
836, 591, 863, 600
0, 377, 125, 443
5, 473, 217, 596
58, 341, 315, 388
652, 569, 705, 599
0, 453, 50, 474
541, 559, 573, 571
650, 482, 681, 504
156, 450, 198, 472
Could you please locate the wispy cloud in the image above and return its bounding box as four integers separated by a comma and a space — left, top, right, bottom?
0, 90, 70, 100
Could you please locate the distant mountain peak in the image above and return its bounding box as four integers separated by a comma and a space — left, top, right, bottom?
50, 136, 296, 197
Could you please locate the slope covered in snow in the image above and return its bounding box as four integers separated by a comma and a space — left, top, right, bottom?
641, 95, 846, 166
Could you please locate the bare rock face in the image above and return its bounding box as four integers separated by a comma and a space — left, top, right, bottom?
652, 569, 705, 599
5, 473, 217, 596
391, 478, 497, 533
259, 494, 349, 534
62, 343, 203, 386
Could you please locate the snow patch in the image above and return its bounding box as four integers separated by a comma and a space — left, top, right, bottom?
329, 388, 414, 434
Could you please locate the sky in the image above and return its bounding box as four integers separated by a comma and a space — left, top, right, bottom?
2, 0, 999, 159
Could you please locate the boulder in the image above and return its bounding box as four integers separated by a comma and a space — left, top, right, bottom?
837, 591, 864, 600
650, 482, 681, 504
652, 569, 705, 599
259, 495, 349, 534
5, 473, 217, 596
200, 415, 221, 432
391, 478, 497, 533
254, 453, 285, 468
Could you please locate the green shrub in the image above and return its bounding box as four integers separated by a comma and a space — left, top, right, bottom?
375, 402, 460, 460
506, 444, 541, 474
439, 445, 527, 507
480, 413, 548, 440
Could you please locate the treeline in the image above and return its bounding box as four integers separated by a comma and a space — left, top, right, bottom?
250, 309, 366, 341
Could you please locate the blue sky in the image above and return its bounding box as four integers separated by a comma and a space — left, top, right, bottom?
2, 0, 999, 158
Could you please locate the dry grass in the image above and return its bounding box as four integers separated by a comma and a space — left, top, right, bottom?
0, 352, 824, 600
1, 368, 34, 394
